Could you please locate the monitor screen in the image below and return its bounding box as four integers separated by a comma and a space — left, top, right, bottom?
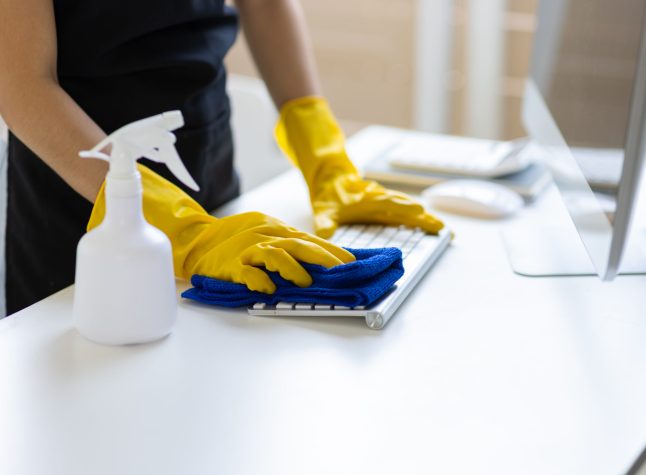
533, 1, 644, 151
523, 0, 646, 278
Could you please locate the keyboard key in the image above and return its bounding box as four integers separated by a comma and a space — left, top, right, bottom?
364, 225, 382, 235
352, 240, 374, 248
252, 303, 267, 310
314, 304, 332, 310
411, 228, 426, 242
380, 226, 399, 244
276, 302, 295, 310
295, 303, 314, 310
329, 227, 349, 244
340, 224, 365, 240
390, 228, 415, 247
399, 245, 413, 256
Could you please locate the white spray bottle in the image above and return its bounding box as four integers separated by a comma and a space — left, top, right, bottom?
73, 111, 199, 345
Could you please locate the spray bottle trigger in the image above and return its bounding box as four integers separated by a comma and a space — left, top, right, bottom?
155, 145, 200, 191
78, 110, 198, 191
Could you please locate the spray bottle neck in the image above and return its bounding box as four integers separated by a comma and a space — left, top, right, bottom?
101, 140, 145, 226
103, 173, 146, 228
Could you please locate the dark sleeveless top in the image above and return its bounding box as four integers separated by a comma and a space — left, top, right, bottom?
6, 0, 239, 314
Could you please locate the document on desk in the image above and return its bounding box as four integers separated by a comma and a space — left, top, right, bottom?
364, 146, 550, 200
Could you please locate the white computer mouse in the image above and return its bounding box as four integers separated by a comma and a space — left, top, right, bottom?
422, 179, 524, 218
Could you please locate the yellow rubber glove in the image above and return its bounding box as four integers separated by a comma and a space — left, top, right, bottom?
88, 165, 355, 293
275, 96, 445, 239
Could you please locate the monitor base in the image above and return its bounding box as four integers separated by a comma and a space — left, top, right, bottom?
501, 224, 646, 277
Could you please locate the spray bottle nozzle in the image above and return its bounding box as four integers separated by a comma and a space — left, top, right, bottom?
79, 110, 199, 192
79, 150, 111, 161
159, 110, 184, 130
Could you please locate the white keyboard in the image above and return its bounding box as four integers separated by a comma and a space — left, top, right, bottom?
386, 135, 531, 178
330, 224, 427, 258
248, 224, 452, 329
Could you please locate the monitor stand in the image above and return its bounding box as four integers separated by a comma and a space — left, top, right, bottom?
501, 223, 646, 277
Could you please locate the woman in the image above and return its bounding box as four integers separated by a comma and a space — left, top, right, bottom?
0, 0, 443, 315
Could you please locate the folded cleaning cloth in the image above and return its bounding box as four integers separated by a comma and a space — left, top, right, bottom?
182, 247, 404, 308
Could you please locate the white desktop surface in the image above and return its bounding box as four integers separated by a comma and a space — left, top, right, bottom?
1, 127, 645, 475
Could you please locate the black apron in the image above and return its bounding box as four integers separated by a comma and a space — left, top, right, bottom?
6, 1, 240, 315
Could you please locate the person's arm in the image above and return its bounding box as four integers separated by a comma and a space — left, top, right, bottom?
234, 0, 445, 238
234, 0, 321, 108
0, 0, 108, 202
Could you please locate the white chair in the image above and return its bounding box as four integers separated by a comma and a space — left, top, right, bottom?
226, 74, 290, 192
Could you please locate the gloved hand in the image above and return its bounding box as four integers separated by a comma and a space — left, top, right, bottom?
88, 165, 355, 293
275, 96, 445, 239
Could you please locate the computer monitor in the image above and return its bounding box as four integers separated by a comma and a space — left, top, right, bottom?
517, 0, 646, 280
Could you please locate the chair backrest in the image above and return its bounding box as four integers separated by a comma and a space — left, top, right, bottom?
226, 74, 290, 192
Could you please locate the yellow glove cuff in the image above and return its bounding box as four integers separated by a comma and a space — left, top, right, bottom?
275, 96, 358, 190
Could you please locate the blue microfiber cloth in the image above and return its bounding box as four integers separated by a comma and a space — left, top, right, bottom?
181, 247, 404, 308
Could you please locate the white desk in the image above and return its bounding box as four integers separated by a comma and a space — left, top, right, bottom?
2, 128, 646, 475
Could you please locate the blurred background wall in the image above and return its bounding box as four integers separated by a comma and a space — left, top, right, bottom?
225, 0, 539, 140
